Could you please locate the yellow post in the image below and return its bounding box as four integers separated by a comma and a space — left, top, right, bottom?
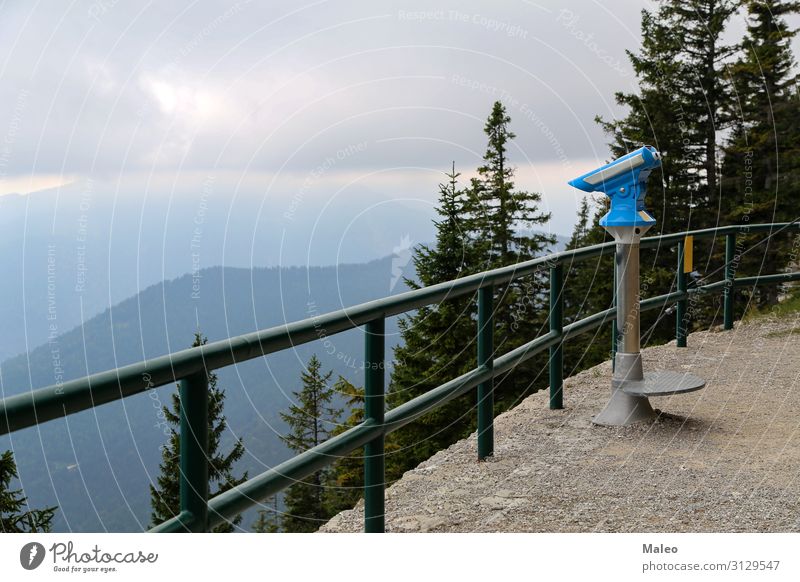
683, 235, 693, 274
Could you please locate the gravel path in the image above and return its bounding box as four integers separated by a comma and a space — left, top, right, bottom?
321, 314, 800, 533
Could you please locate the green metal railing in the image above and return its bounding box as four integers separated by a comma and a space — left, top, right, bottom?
1, 223, 798, 533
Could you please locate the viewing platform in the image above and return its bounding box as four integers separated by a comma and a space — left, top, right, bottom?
323, 315, 800, 533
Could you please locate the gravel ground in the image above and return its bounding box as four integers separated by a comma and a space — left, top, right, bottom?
321, 313, 800, 533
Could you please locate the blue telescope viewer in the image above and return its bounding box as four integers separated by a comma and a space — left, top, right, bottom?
565, 145, 704, 426
568, 145, 661, 228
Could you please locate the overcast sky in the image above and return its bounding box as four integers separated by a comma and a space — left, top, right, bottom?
1, 0, 797, 236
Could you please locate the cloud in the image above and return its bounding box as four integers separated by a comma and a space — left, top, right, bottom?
0, 1, 642, 178
4, 0, 790, 238
0, 174, 77, 196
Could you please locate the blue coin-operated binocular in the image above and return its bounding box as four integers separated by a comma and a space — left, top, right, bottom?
565, 145, 705, 426
568, 146, 661, 228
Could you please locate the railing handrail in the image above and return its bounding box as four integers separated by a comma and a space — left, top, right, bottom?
2, 222, 795, 436
2, 221, 799, 533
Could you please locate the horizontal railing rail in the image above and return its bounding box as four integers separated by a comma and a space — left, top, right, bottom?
1, 222, 798, 533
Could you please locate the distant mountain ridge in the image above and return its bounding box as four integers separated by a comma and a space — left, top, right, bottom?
0, 184, 451, 362
0, 257, 415, 531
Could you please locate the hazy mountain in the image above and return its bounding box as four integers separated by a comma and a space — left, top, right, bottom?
0, 184, 568, 364
0, 258, 416, 532
0, 183, 444, 362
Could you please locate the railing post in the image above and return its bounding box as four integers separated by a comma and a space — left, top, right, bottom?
549, 263, 564, 410
363, 317, 385, 533
477, 285, 494, 460
179, 371, 209, 532
676, 239, 687, 347
724, 233, 735, 330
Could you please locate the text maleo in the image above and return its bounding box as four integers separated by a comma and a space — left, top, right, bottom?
643, 544, 678, 554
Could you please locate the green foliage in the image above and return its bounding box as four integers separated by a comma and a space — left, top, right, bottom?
387, 164, 479, 478
660, 0, 739, 216
594, 0, 743, 337
252, 495, 280, 533
466, 101, 555, 407
149, 332, 247, 532
279, 354, 342, 532
588, 0, 800, 339
744, 285, 800, 321
561, 199, 616, 373
326, 378, 365, 514
468, 102, 554, 265
275, 360, 366, 528
599, 0, 738, 228
387, 102, 554, 479
0, 450, 56, 532
722, 0, 800, 306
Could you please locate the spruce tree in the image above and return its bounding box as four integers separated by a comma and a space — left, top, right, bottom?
325, 377, 365, 514
465, 101, 554, 407
1, 450, 56, 532
597, 0, 737, 232
468, 102, 554, 266
279, 354, 342, 532
386, 164, 479, 479
567, 198, 592, 250
664, 0, 739, 219
596, 1, 738, 338
387, 104, 555, 477
595, 5, 694, 232
722, 0, 800, 305
561, 199, 616, 373
149, 332, 247, 532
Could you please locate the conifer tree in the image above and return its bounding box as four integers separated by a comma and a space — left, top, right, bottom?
388, 104, 555, 476
279, 354, 342, 532
597, 0, 737, 232
325, 377, 365, 514
0, 450, 56, 532
149, 332, 247, 532
568, 198, 592, 250
386, 164, 479, 479
722, 0, 800, 305
561, 199, 616, 373
465, 101, 554, 407
468, 102, 554, 266
665, 0, 739, 218
596, 1, 738, 337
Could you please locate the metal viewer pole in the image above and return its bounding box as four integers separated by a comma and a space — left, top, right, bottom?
593, 233, 655, 425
